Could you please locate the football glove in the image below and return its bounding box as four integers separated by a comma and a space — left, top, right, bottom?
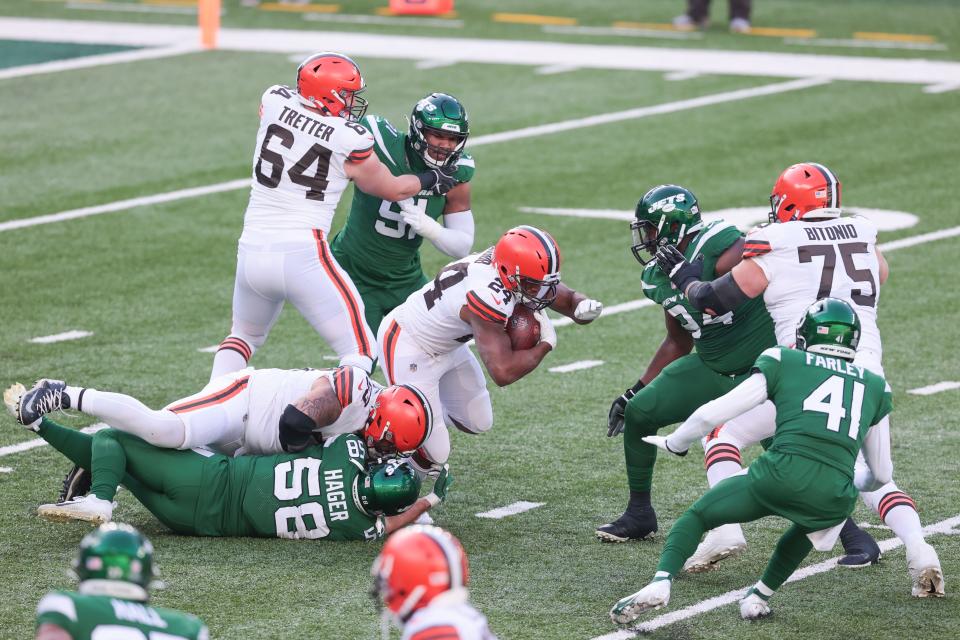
655, 244, 704, 292
534, 310, 557, 350
398, 199, 442, 240
416, 166, 459, 197
574, 298, 603, 322
641, 434, 688, 457
606, 380, 644, 437
425, 464, 453, 506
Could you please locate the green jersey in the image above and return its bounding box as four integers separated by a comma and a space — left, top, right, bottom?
641, 219, 776, 375
755, 346, 893, 479
198, 434, 385, 541
36, 591, 207, 640
331, 114, 475, 290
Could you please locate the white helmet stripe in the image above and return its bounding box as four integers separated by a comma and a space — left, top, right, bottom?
422, 529, 464, 589
809, 162, 839, 209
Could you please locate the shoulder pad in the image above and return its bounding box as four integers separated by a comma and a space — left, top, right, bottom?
465, 286, 511, 325
759, 346, 783, 361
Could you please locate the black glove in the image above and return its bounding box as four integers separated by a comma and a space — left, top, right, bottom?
655, 244, 704, 292
416, 166, 459, 196
606, 380, 645, 437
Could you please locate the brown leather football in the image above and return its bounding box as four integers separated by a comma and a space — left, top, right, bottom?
506, 305, 540, 350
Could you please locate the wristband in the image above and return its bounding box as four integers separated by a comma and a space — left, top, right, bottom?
424, 493, 441, 507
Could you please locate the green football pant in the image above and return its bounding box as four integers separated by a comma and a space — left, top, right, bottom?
657, 453, 855, 591
39, 418, 207, 534
623, 354, 748, 492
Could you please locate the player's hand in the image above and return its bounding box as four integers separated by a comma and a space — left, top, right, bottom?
398, 199, 440, 239
655, 245, 704, 291
426, 464, 453, 506
574, 298, 603, 322
534, 310, 557, 350
416, 166, 459, 197
641, 434, 688, 457
606, 380, 644, 437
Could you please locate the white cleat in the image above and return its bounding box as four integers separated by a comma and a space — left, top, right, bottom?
683, 526, 747, 573
37, 495, 114, 524
907, 541, 945, 598
3, 383, 39, 431
739, 592, 772, 620
610, 579, 671, 625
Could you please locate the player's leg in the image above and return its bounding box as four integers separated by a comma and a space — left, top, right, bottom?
438, 347, 493, 435
598, 355, 736, 542
163, 371, 250, 454
289, 232, 375, 373
210, 242, 284, 380
739, 525, 814, 620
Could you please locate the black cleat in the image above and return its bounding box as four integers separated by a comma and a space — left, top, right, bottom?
16, 379, 69, 425
838, 518, 881, 568
58, 465, 91, 503
596, 507, 658, 543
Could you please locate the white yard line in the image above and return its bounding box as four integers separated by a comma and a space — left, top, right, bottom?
2, 18, 959, 85
66, 1, 203, 15
543, 25, 704, 41
0, 467, 12, 473
519, 207, 633, 221
0, 44, 199, 81
549, 360, 605, 373
535, 64, 580, 75
29, 330, 93, 344
879, 225, 960, 251
590, 514, 960, 639
665, 70, 702, 81
923, 83, 960, 94
908, 381, 960, 396
0, 423, 108, 458
0, 80, 819, 233
476, 501, 545, 519
553, 300, 656, 328
783, 37, 947, 52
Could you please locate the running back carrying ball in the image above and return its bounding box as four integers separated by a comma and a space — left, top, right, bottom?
507, 305, 540, 350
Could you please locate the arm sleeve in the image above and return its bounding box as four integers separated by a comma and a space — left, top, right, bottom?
666, 373, 769, 452
857, 417, 893, 491
423, 209, 475, 258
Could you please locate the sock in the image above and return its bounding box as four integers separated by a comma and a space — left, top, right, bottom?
706, 458, 742, 488
66, 386, 85, 411
627, 490, 652, 511
759, 525, 813, 591
37, 418, 94, 468
210, 336, 252, 380
81, 390, 186, 448
657, 510, 708, 576
750, 581, 773, 600
884, 502, 924, 549
653, 571, 671, 582
89, 430, 127, 501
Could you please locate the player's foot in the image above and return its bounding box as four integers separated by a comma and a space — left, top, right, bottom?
37, 495, 114, 524
610, 579, 671, 624
672, 14, 707, 31
16, 379, 69, 426
729, 17, 751, 33
59, 466, 91, 503
683, 525, 747, 573
596, 506, 658, 542
907, 541, 945, 598
838, 518, 881, 568
4, 383, 38, 431
739, 590, 772, 620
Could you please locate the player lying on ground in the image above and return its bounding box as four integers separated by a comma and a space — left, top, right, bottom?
36, 523, 207, 640
652, 163, 943, 592
211, 53, 461, 378
379, 225, 603, 472
372, 525, 497, 640
610, 299, 938, 627
333, 92, 476, 334
6, 385, 451, 538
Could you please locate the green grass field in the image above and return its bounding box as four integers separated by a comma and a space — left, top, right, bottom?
1, 3, 959, 639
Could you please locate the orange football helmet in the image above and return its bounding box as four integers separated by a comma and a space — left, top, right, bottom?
296, 52, 368, 121
364, 385, 433, 458
769, 162, 842, 223
372, 525, 469, 621
492, 225, 562, 310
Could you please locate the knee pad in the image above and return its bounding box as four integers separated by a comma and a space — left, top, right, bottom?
339, 353, 374, 375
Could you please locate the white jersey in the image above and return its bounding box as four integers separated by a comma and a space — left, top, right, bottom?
242, 366, 379, 455
243, 84, 375, 235
402, 594, 497, 640
745, 215, 882, 356
396, 248, 516, 357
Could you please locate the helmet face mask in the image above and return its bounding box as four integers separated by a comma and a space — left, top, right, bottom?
296, 52, 368, 122
408, 93, 469, 169
795, 297, 861, 360
631, 185, 702, 265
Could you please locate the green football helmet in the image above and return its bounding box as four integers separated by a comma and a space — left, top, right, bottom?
356, 460, 421, 516
74, 523, 156, 601
408, 93, 469, 169
795, 297, 861, 360
631, 184, 703, 265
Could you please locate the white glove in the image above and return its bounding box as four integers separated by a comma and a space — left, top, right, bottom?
574, 298, 603, 322
534, 310, 557, 350
641, 434, 688, 457
399, 199, 442, 240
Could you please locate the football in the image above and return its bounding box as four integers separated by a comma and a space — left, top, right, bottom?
506, 305, 540, 350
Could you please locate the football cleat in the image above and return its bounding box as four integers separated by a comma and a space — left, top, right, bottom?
38, 495, 114, 524
683, 525, 747, 573
59, 465, 92, 503
837, 518, 881, 568
907, 541, 945, 598
739, 591, 772, 620
16, 379, 69, 426
596, 506, 658, 543
610, 579, 671, 625
4, 383, 38, 431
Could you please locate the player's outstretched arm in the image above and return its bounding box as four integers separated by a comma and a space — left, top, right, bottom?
399, 184, 475, 259
279, 377, 343, 452
346, 154, 458, 202
548, 283, 603, 324
385, 466, 452, 534
467, 310, 551, 387
644, 372, 769, 455
655, 239, 766, 315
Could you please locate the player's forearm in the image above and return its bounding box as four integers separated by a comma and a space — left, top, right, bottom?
548, 284, 584, 323
485, 343, 552, 387
426, 211, 474, 258
385, 497, 432, 534
667, 373, 768, 451
858, 421, 893, 491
